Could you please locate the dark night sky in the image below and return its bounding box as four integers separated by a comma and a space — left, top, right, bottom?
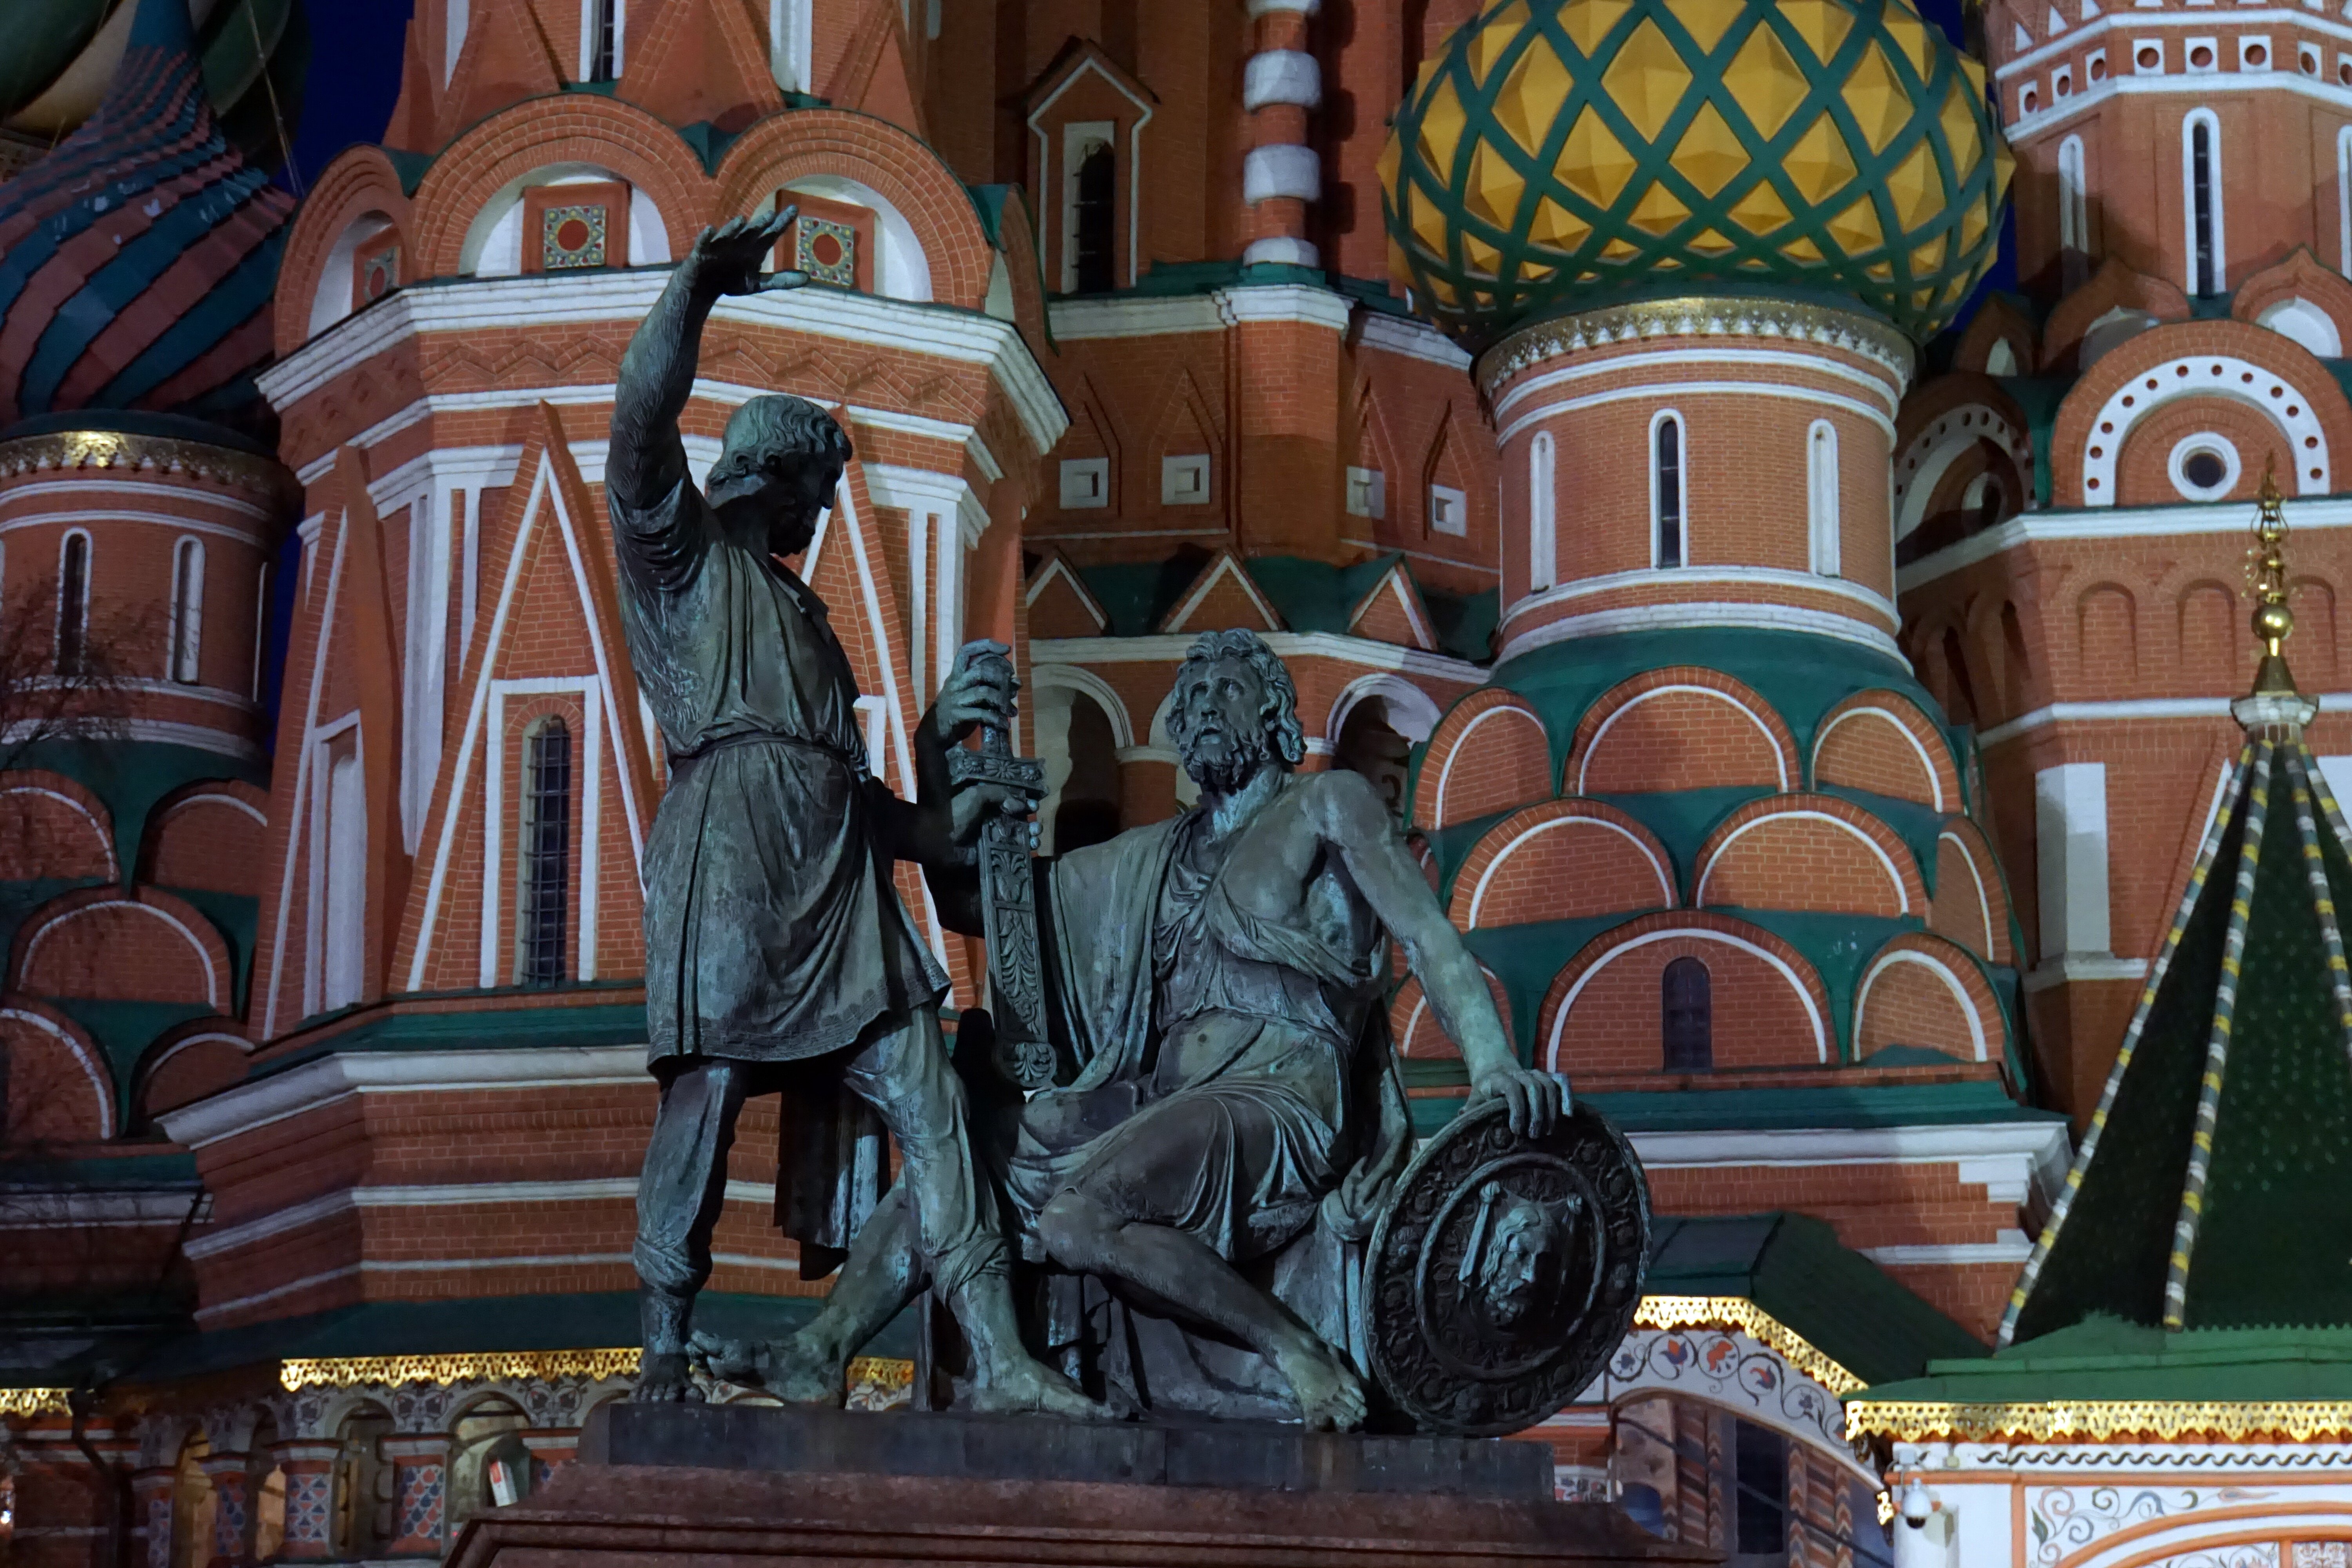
273, 0, 2014, 296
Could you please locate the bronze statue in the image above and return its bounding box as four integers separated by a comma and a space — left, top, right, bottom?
698, 629, 1570, 1430
608, 211, 1093, 1416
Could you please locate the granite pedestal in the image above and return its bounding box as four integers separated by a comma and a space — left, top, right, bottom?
447, 1403, 1713, 1568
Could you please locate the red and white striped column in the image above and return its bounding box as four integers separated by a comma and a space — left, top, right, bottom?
1241, 0, 1322, 267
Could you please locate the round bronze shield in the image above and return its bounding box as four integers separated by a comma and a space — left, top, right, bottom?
1365, 1099, 1650, 1436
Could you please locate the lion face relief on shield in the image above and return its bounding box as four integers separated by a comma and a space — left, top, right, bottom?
1460, 1182, 1585, 1331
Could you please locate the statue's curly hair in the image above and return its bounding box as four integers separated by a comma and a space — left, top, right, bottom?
1166, 628, 1307, 768
708, 394, 853, 488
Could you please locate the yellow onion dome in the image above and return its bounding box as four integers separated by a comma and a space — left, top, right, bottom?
1379, 0, 2015, 345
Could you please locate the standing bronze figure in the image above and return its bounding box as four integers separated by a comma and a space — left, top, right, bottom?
608, 211, 1091, 1415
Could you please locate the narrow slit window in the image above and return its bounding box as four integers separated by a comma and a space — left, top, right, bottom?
1653, 416, 1684, 568
1662, 956, 1711, 1071
519, 720, 573, 987
1806, 421, 1840, 577
1073, 143, 1116, 294
586, 0, 619, 80
170, 537, 204, 684
2189, 116, 2219, 293
56, 532, 89, 675
1528, 431, 1556, 592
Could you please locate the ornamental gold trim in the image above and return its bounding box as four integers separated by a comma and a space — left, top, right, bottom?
278, 1350, 917, 1393
0, 428, 299, 509
1635, 1295, 1864, 1396
1845, 1399, 2352, 1443
0, 1387, 71, 1416
1478, 295, 1916, 399
280, 1349, 643, 1390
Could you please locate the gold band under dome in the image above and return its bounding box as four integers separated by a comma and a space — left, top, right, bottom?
1477, 294, 1916, 399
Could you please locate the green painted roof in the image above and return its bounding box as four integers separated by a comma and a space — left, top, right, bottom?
252, 994, 648, 1079
1409, 1074, 2056, 1138
1069, 552, 1497, 663
1855, 1316, 2352, 1405
1379, 0, 2009, 346
1648, 1213, 1987, 1384
2007, 728, 2352, 1345
9, 737, 266, 887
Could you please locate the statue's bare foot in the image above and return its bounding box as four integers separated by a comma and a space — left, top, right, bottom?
634, 1350, 699, 1402
767, 1332, 847, 1406
1271, 1336, 1367, 1432
961, 1357, 1109, 1419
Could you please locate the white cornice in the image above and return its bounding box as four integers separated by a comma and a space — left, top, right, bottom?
182, 1176, 767, 1262
1998, 8, 2352, 79
1033, 631, 1486, 683
1049, 295, 1227, 339
1498, 601, 1905, 663
1213, 283, 1353, 331
1898, 496, 2352, 590
1354, 310, 1474, 371
1629, 1121, 2073, 1210
155, 1043, 648, 1150
2001, 64, 2352, 139
864, 461, 990, 547
1502, 566, 1898, 630
1976, 693, 2352, 747
0, 477, 272, 522
257, 271, 1069, 458
0, 1189, 209, 1228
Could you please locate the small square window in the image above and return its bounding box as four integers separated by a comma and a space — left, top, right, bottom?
2133, 38, 2165, 71
1428, 483, 1468, 537
1346, 466, 1385, 519
2086, 47, 2108, 81
2185, 36, 2219, 71
2238, 34, 2272, 68
1161, 454, 1210, 505
1059, 457, 1109, 509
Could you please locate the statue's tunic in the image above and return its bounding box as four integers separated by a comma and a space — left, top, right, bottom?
611, 475, 946, 1064
1010, 792, 1402, 1263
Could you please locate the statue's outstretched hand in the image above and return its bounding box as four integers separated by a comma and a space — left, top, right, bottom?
685, 209, 811, 299
931, 638, 1016, 744
1467, 1064, 1568, 1138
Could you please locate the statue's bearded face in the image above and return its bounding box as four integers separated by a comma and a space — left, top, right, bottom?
1173, 655, 1278, 795
708, 447, 838, 558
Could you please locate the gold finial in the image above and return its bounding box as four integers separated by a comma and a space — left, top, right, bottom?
2245, 458, 2299, 697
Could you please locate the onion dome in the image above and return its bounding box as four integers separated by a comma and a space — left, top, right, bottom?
1378, 0, 2015, 345
0, 0, 308, 176
2001, 476, 2352, 1344
0, 0, 295, 425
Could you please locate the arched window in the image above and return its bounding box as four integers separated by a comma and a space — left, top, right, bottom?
2184, 111, 2224, 294
56, 530, 90, 675
1806, 421, 1840, 577
169, 537, 204, 684
1662, 956, 1711, 1071
1072, 141, 1116, 294
1528, 431, 1557, 592
518, 719, 572, 987
2056, 134, 2088, 254
1651, 412, 1685, 568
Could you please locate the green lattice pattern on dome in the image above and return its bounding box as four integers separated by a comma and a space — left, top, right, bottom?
1379, 0, 2015, 344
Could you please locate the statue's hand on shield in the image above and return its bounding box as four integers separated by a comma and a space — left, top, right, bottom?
683, 209, 811, 301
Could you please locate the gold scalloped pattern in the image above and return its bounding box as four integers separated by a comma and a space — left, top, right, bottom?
1635, 1295, 1864, 1395
1846, 1400, 2352, 1443
0, 428, 298, 508
0, 1388, 71, 1416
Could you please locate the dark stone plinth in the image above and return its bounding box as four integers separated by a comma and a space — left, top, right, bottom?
581, 1400, 1553, 1497
450, 1405, 1712, 1568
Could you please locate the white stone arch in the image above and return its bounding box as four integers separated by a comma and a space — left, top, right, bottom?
2258, 296, 2343, 358
1693, 811, 1912, 914
1893, 405, 2030, 541
1028, 664, 1134, 747
1327, 673, 1442, 749
1544, 925, 1829, 1068
0, 1005, 116, 1138
460, 163, 671, 277
2079, 355, 2331, 503
20, 898, 224, 1008
1852, 947, 1991, 1061
309, 212, 397, 338
754, 178, 933, 302
0, 779, 116, 877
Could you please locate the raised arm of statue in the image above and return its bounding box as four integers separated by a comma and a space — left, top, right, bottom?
610, 211, 806, 514
1316, 768, 1566, 1137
